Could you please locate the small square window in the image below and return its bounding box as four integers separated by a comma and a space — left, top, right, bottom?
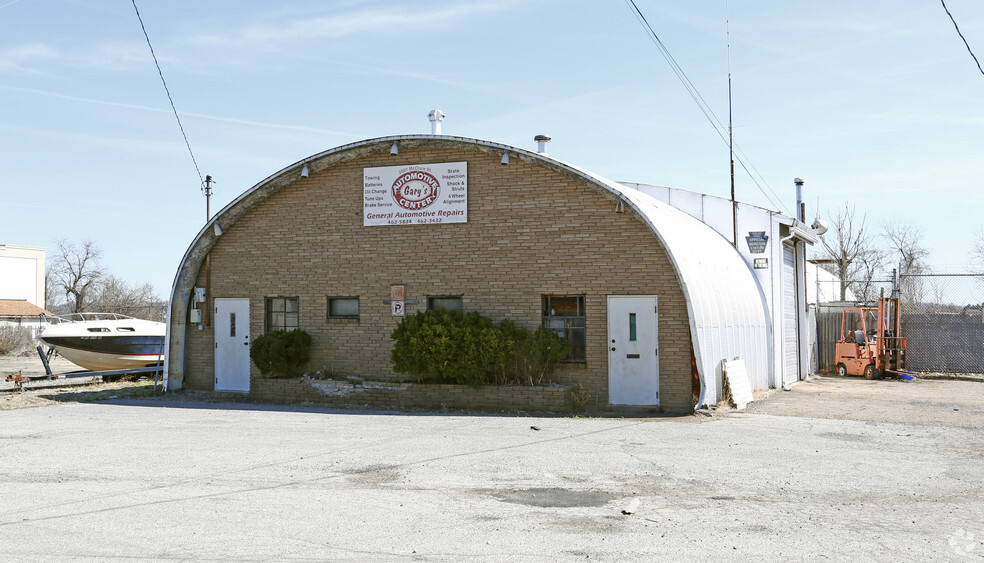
266, 297, 299, 332
427, 295, 463, 313
328, 296, 360, 319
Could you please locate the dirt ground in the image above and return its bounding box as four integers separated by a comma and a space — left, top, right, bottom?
0, 352, 163, 410
744, 373, 984, 429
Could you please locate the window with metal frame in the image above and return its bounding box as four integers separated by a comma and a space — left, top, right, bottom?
427, 295, 463, 313
541, 295, 586, 362
327, 296, 360, 319
265, 297, 299, 332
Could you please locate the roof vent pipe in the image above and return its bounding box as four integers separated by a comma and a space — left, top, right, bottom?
534, 134, 551, 155
794, 177, 805, 222
428, 109, 445, 135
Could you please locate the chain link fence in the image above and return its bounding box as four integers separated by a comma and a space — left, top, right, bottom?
816, 272, 984, 374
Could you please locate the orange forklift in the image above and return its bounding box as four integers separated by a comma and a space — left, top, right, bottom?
834, 297, 906, 379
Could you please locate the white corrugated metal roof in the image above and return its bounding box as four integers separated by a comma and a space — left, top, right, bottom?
568, 166, 772, 408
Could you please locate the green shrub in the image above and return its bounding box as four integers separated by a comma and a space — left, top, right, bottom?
391, 310, 568, 387
499, 321, 570, 386
249, 330, 312, 377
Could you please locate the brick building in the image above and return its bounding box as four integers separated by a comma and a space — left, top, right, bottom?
164, 132, 816, 412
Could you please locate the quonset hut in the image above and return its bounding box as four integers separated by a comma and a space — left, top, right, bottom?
164, 123, 818, 412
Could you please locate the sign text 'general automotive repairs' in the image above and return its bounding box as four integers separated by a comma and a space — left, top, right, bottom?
364, 162, 467, 226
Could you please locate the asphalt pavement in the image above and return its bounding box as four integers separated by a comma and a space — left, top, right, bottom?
1, 379, 983, 561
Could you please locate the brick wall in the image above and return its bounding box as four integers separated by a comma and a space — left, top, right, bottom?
185, 140, 693, 411
250, 376, 575, 412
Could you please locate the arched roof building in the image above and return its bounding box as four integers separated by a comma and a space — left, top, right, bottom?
165, 134, 815, 411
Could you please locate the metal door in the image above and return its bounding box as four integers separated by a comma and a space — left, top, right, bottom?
782, 245, 800, 385
608, 296, 659, 405
214, 298, 250, 392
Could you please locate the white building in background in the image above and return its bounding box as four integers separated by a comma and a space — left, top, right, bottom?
0, 245, 46, 309
806, 262, 856, 304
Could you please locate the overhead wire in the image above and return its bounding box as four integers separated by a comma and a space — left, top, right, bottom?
130, 0, 204, 187
623, 0, 790, 214
940, 0, 984, 76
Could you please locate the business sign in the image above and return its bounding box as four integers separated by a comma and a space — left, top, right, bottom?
745, 231, 769, 254
754, 258, 769, 269
364, 162, 467, 226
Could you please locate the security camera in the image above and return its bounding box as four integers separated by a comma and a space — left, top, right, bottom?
811, 218, 829, 236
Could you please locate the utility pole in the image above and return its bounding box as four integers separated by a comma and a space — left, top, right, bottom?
202, 174, 213, 327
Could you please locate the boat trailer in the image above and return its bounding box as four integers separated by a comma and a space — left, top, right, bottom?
4, 346, 164, 391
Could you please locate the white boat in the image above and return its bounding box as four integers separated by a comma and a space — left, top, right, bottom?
37, 313, 166, 372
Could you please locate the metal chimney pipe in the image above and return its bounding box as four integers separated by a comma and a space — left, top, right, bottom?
794, 177, 805, 222
428, 109, 446, 135
534, 134, 551, 155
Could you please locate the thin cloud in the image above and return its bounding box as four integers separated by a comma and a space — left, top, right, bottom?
193, 2, 516, 48
0, 84, 359, 137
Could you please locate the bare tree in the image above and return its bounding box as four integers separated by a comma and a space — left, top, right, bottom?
972, 227, 984, 269
883, 222, 929, 276
851, 249, 887, 303
816, 203, 880, 301
44, 265, 58, 312
91, 275, 162, 320
883, 222, 930, 306
47, 239, 164, 319
51, 239, 103, 314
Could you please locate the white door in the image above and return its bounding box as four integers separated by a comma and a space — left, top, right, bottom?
782, 245, 799, 385
608, 296, 659, 405
214, 298, 250, 392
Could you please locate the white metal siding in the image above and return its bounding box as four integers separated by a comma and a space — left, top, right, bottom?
782, 245, 799, 385
600, 180, 771, 407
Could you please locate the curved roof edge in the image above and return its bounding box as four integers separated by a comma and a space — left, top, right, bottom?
164, 135, 771, 407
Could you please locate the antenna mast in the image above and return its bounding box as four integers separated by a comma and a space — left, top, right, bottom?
727, 1, 737, 248
203, 174, 213, 220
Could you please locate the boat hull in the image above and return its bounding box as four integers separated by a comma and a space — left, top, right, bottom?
39, 335, 164, 372
37, 314, 166, 372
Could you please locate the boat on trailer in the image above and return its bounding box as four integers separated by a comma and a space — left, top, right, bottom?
37, 313, 166, 372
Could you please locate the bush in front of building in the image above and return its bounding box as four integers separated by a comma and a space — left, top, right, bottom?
390, 309, 509, 387
390, 310, 568, 387
498, 321, 570, 386
249, 329, 312, 378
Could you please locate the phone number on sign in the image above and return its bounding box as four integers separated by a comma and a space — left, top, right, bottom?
386, 218, 445, 225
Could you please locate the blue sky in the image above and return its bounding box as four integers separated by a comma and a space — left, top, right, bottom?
2, 0, 983, 299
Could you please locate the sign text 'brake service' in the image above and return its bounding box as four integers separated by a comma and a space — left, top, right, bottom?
364, 162, 467, 226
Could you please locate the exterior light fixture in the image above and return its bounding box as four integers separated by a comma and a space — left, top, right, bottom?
300, 164, 309, 178
213, 223, 223, 236
615, 197, 625, 214
501, 152, 509, 166
390, 142, 399, 156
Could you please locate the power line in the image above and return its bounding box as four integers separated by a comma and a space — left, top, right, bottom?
130, 0, 204, 185
623, 0, 790, 214
940, 0, 984, 76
